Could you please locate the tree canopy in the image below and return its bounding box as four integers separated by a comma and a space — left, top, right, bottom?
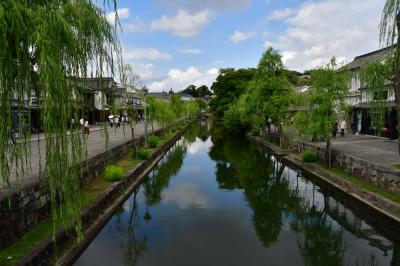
0, 0, 120, 237
209, 68, 256, 119
181, 84, 213, 98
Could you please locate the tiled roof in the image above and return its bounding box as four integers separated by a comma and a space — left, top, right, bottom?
80, 77, 116, 91
345, 46, 395, 71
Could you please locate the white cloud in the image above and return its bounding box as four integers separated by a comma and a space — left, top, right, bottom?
148, 67, 218, 92
124, 48, 172, 61
230, 30, 257, 43
268, 8, 296, 21
163, 182, 211, 209
178, 48, 203, 54
150, 10, 212, 37
106, 8, 130, 24
268, 0, 384, 71
123, 17, 146, 33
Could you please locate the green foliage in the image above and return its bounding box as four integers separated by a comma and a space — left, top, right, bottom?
170, 94, 185, 119
182, 84, 212, 97
224, 47, 293, 132
294, 58, 349, 142
251, 128, 260, 136
148, 135, 159, 148
136, 148, 151, 160
0, 0, 120, 238
209, 68, 256, 118
301, 150, 318, 162
105, 165, 124, 182
360, 55, 394, 136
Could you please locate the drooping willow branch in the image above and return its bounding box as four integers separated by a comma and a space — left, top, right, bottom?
0, 0, 121, 239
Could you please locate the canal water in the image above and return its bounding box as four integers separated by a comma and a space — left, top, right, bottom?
75, 122, 400, 266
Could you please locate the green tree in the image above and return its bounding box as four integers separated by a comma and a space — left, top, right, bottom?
170, 94, 185, 120
224, 47, 293, 144
294, 58, 349, 167
209, 68, 256, 118
0, 0, 120, 237
364, 1, 400, 154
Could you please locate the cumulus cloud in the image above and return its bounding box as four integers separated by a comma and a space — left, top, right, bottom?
154, 0, 251, 12
148, 67, 218, 92
150, 10, 211, 37
178, 48, 203, 54
267, 0, 385, 71
124, 48, 172, 61
106, 8, 130, 24
230, 30, 257, 43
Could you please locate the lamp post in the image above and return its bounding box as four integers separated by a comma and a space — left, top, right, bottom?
142, 85, 148, 147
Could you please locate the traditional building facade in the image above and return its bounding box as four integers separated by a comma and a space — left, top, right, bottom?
345, 46, 397, 138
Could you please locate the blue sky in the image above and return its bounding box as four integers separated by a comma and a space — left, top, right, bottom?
108, 0, 385, 92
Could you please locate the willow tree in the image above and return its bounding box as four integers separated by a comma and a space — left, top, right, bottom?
231, 47, 293, 143
294, 58, 349, 167
0, 0, 120, 238
370, 1, 400, 154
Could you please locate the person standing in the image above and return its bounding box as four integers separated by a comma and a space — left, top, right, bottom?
340, 119, 346, 137
332, 121, 338, 138
84, 120, 90, 134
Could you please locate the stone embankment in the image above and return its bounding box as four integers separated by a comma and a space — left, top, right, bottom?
15, 123, 192, 266
248, 135, 400, 228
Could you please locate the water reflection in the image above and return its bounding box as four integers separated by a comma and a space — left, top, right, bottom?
75, 122, 399, 266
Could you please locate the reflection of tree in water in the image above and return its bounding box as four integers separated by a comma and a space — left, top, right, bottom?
111, 190, 147, 266
184, 121, 210, 144
144, 143, 187, 205
209, 125, 302, 246
297, 208, 345, 266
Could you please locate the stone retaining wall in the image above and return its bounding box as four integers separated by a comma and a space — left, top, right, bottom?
0, 127, 168, 250
16, 124, 191, 266
299, 142, 400, 194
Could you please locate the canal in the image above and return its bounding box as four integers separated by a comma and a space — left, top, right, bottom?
75, 122, 400, 266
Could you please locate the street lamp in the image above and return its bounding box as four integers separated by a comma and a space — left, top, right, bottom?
142, 85, 148, 147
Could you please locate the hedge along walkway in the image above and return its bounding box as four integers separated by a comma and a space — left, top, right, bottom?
0, 122, 159, 193
0, 124, 187, 266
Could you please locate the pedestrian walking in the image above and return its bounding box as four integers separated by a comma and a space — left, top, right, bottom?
340, 120, 346, 137
115, 117, 120, 128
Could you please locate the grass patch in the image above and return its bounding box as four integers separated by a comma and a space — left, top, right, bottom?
325, 166, 400, 205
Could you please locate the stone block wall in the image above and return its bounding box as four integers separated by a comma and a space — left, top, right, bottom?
299, 142, 400, 194
0, 128, 167, 249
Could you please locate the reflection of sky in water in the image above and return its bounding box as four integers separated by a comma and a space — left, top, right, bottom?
162, 182, 211, 209
75, 124, 397, 266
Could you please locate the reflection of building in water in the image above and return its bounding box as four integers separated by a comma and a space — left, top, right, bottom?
324, 196, 394, 254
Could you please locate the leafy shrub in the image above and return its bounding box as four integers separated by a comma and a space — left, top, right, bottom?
171, 128, 177, 133
251, 128, 259, 137
105, 165, 124, 182
301, 150, 317, 162
137, 148, 150, 160
148, 135, 159, 148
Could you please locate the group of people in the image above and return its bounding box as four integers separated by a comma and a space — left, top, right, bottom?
332, 120, 347, 138
79, 118, 90, 134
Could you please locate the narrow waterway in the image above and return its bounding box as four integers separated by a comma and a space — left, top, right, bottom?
75, 122, 400, 266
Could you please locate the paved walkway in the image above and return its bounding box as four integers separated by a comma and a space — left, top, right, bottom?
0, 122, 159, 191
314, 134, 400, 167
